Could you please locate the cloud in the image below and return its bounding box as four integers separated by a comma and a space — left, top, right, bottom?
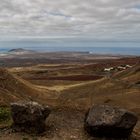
0, 0, 140, 40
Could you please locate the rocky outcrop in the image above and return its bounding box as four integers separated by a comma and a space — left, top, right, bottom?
85, 105, 138, 138
11, 101, 51, 134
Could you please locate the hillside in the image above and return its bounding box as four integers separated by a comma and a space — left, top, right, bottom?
58, 65, 140, 111
113, 63, 140, 84
0, 68, 53, 106
0, 60, 140, 139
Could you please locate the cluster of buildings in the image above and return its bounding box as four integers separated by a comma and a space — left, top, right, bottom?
104, 64, 132, 72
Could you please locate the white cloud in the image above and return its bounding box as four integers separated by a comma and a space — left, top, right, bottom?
0, 0, 140, 40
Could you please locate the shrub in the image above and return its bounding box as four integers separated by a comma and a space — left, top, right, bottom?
0, 107, 11, 122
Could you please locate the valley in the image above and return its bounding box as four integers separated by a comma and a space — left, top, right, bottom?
0, 50, 140, 140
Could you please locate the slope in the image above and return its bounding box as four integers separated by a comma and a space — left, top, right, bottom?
58, 65, 140, 110
0, 68, 52, 106
111, 63, 139, 86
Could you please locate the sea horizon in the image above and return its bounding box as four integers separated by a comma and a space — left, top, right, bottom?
0, 41, 140, 56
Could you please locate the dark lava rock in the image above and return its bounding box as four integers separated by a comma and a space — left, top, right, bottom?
85, 105, 138, 138
11, 101, 51, 134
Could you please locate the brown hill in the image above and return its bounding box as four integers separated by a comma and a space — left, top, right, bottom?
58, 65, 140, 111
112, 64, 140, 84
0, 68, 51, 106
57, 66, 140, 138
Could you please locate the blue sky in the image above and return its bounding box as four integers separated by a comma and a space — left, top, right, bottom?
0, 0, 140, 41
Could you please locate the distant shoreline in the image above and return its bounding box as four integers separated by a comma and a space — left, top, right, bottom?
0, 46, 140, 56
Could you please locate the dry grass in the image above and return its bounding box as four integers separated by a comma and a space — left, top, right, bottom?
0, 59, 140, 139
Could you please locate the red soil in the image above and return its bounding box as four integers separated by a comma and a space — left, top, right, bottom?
26, 75, 103, 81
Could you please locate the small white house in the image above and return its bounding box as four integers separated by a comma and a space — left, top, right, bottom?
117, 66, 126, 70
104, 67, 114, 72
126, 65, 132, 68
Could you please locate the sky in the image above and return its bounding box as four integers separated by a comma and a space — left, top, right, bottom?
0, 0, 140, 41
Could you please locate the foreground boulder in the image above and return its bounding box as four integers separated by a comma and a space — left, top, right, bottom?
11, 101, 51, 134
85, 105, 138, 138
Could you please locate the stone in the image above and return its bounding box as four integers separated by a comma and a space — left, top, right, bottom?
11, 101, 51, 134
85, 105, 138, 138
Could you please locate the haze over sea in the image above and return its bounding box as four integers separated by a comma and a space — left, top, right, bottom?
0, 40, 140, 56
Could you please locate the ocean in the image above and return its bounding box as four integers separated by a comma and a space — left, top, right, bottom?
0, 41, 140, 56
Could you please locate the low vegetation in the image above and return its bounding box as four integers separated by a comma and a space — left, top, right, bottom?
0, 57, 139, 139
0, 107, 11, 122
0, 107, 12, 128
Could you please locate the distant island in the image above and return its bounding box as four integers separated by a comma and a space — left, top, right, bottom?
8, 48, 36, 54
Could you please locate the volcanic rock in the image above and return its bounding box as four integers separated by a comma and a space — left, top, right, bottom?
85, 105, 138, 138
11, 101, 51, 134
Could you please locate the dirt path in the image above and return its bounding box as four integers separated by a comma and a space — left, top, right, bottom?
36, 80, 103, 92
